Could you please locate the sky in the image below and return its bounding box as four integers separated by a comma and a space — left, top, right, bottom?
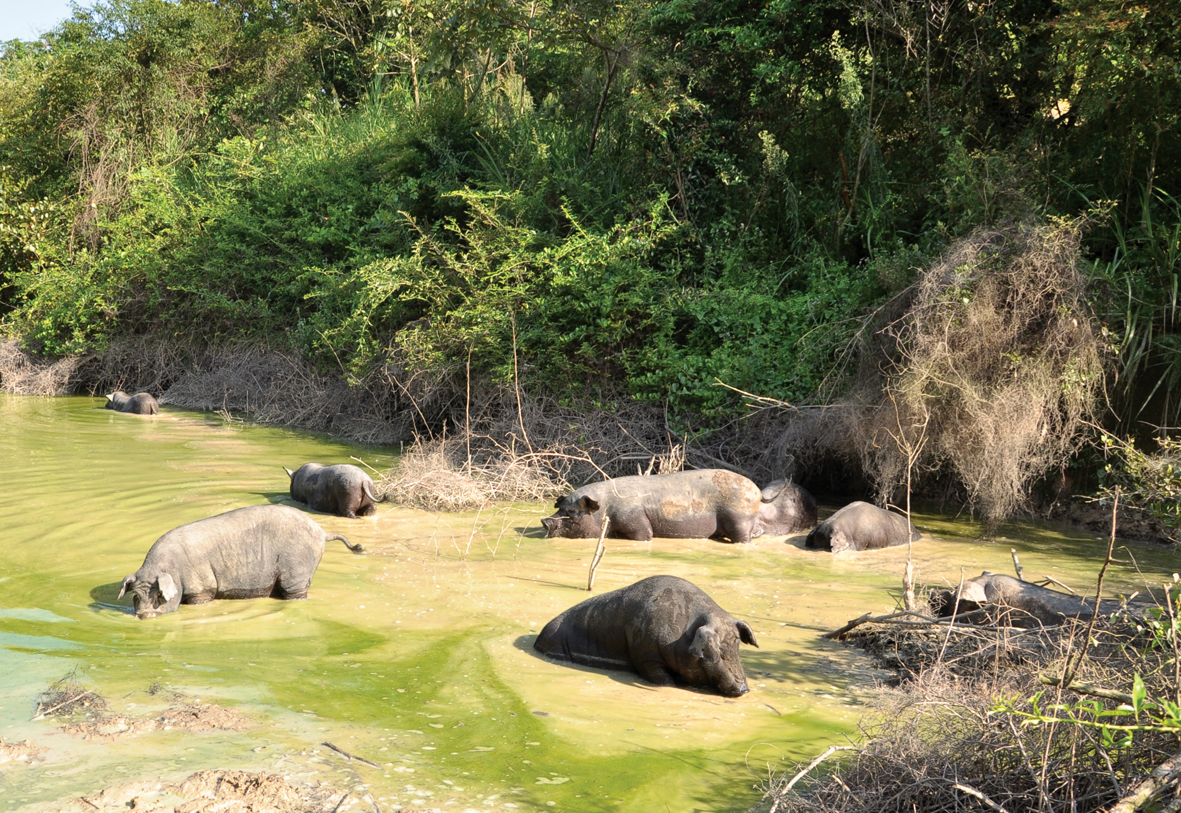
0, 0, 76, 42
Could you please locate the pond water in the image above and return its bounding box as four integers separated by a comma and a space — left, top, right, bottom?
0, 395, 1176, 812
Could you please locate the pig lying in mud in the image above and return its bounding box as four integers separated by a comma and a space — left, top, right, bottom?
534, 575, 758, 696
284, 462, 383, 518
118, 504, 362, 619
756, 479, 818, 536
541, 469, 766, 543
104, 391, 159, 415
805, 501, 920, 552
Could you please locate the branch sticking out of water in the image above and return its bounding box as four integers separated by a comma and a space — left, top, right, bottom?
587, 516, 609, 591
321, 741, 380, 768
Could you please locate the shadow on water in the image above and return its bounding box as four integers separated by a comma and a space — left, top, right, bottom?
513, 634, 661, 692
89, 582, 132, 614
511, 633, 818, 696
259, 492, 294, 504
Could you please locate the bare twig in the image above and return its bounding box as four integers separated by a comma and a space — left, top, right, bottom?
780, 745, 858, 794
33, 690, 95, 720
953, 782, 1011, 813
322, 741, 380, 768
587, 517, 609, 591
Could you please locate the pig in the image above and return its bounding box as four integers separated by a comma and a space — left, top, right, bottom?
541, 469, 764, 543
756, 480, 818, 536
104, 391, 159, 415
284, 463, 383, 518
117, 504, 362, 619
534, 575, 758, 696
805, 501, 920, 552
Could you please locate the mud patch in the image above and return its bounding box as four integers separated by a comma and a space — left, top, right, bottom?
1049, 498, 1175, 544
0, 738, 45, 768
61, 701, 252, 740
54, 769, 356, 813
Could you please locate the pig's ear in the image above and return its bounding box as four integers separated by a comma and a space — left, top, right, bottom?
577, 496, 600, 513
105, 393, 114, 402
736, 620, 758, 648
283, 467, 294, 479
689, 625, 719, 659
155, 574, 178, 603
117, 575, 137, 600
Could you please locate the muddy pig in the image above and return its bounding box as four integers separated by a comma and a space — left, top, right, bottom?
105, 391, 159, 415
534, 575, 758, 696
805, 501, 920, 552
118, 504, 362, 619
285, 462, 383, 518
541, 469, 764, 543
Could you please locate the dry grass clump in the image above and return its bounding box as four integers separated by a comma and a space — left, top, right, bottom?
33, 669, 108, 720
848, 218, 1104, 525
380, 437, 567, 511
757, 610, 1181, 813
0, 338, 93, 394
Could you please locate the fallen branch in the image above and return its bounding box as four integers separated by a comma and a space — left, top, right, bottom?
1108, 749, 1181, 813
33, 690, 95, 720
953, 782, 1011, 813
1039, 675, 1134, 704
824, 613, 872, 640
769, 744, 858, 812
1040, 575, 1077, 595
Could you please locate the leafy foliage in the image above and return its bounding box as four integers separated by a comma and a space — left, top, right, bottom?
0, 0, 1179, 499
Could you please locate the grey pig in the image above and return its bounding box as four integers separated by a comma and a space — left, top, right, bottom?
118, 504, 362, 619
105, 391, 159, 415
541, 469, 765, 543
533, 575, 758, 697
805, 501, 920, 552
284, 462, 383, 518
756, 479, 818, 536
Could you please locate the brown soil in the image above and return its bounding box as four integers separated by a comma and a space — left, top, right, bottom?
1048, 498, 1176, 545
0, 738, 45, 767
54, 769, 358, 813
60, 701, 252, 740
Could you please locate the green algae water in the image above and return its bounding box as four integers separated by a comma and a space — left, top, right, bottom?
1, 394, 1177, 812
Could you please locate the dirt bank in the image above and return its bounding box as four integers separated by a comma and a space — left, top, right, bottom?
53, 769, 360, 813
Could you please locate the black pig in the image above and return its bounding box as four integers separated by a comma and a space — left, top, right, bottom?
534, 575, 758, 697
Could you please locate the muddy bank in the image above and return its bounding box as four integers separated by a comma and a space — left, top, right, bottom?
0, 337, 811, 490
53, 769, 356, 813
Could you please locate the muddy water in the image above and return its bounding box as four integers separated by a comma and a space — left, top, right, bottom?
0, 395, 1177, 812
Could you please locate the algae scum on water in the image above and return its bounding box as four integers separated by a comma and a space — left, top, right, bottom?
0, 395, 1173, 812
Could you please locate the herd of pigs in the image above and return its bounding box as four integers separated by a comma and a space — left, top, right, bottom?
105, 389, 921, 699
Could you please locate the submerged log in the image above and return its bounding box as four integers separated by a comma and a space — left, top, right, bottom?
933, 572, 1143, 628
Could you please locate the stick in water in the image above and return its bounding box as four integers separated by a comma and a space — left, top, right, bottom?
587, 516, 610, 591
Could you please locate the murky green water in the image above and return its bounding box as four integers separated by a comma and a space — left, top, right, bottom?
0, 395, 1176, 812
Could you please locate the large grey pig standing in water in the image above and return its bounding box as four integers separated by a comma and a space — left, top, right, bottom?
104, 390, 159, 415
284, 462, 383, 518
118, 504, 363, 619
541, 469, 765, 543
756, 479, 818, 536
805, 501, 920, 552
533, 575, 758, 696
